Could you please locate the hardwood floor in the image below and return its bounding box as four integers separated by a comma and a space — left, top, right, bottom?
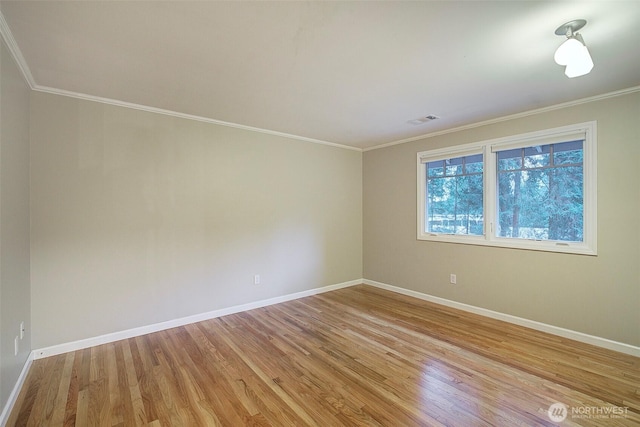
8, 285, 640, 426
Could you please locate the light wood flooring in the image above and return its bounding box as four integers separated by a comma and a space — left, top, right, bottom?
8, 285, 640, 426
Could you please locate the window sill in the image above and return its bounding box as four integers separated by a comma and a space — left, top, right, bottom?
417, 233, 597, 256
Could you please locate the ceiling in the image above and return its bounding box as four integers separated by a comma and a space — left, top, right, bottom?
1, 1, 639, 150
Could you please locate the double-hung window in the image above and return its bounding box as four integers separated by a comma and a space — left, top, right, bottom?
417, 122, 597, 255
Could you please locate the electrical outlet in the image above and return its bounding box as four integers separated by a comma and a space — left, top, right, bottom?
20, 321, 25, 340
254, 274, 261, 285
14, 336, 19, 356
450, 274, 457, 285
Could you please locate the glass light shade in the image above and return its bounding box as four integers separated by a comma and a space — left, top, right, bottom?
554, 37, 594, 78
564, 47, 593, 77
554, 38, 582, 65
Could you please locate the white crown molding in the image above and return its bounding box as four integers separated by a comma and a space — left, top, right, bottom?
363, 279, 640, 357
33, 85, 362, 152
0, 9, 360, 153
364, 85, 640, 152
0, 351, 34, 427
0, 10, 35, 89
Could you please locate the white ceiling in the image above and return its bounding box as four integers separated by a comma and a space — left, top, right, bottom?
1, 1, 639, 150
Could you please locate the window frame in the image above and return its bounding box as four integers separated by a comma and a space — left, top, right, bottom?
417, 121, 597, 255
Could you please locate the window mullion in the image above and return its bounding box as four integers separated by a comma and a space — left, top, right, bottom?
484, 145, 496, 241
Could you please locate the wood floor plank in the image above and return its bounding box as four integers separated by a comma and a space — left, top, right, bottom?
27, 355, 66, 426
49, 352, 75, 426
8, 285, 640, 426
122, 339, 148, 426
62, 347, 81, 427
75, 389, 88, 427
113, 341, 137, 427
7, 356, 50, 427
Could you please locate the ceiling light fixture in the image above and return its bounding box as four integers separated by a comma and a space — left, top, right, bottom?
554, 19, 594, 78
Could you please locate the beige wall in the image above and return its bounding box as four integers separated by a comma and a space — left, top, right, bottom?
364, 91, 640, 347
28, 89, 640, 350
30, 92, 362, 349
0, 40, 31, 409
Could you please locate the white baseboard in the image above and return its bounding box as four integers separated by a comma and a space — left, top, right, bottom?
363, 279, 640, 357
34, 278, 640, 359
0, 351, 34, 427
34, 279, 362, 360
9, 277, 639, 425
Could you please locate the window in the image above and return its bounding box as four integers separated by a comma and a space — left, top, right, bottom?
426, 154, 484, 236
496, 141, 583, 241
417, 122, 597, 255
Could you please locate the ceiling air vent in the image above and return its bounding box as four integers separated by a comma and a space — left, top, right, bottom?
408, 115, 440, 125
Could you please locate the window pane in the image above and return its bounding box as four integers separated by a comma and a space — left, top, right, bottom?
446, 157, 463, 176
497, 149, 522, 170
553, 140, 583, 165
524, 145, 550, 168
427, 161, 444, 177
498, 170, 550, 239
426, 154, 483, 235
465, 154, 483, 173
496, 141, 584, 242
548, 166, 583, 241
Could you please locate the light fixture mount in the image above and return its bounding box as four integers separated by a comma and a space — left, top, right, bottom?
555, 19, 587, 37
